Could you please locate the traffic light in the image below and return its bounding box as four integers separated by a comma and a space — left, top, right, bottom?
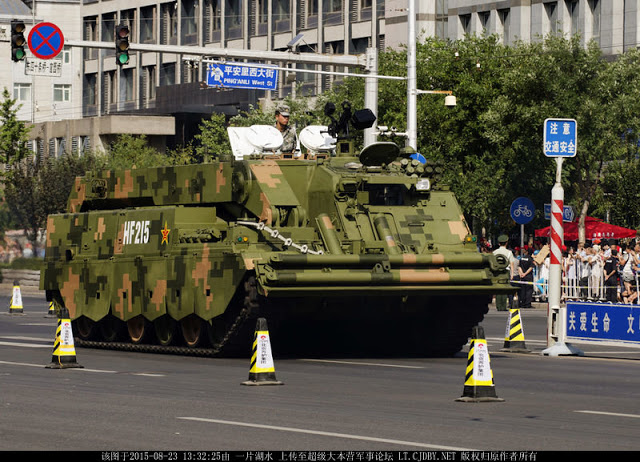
115, 24, 130, 65
11, 20, 26, 62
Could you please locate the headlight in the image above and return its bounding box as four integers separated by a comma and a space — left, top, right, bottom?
415, 178, 430, 191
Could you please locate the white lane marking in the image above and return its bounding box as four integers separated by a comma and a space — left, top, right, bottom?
177, 417, 475, 451
0, 335, 51, 342
300, 359, 424, 369
0, 360, 165, 376
575, 410, 640, 419
0, 341, 50, 348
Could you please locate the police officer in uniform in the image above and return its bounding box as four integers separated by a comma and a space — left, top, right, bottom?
518, 246, 534, 308
274, 105, 299, 155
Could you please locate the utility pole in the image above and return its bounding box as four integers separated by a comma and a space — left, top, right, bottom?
406, 0, 417, 150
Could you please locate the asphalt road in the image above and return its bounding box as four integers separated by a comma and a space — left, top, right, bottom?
1, 297, 639, 454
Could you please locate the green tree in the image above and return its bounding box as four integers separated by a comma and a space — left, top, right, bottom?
0, 88, 31, 168
4, 151, 101, 253
105, 134, 168, 169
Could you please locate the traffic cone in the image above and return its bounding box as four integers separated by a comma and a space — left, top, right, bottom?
8, 280, 24, 314
242, 318, 283, 386
501, 308, 530, 353
46, 300, 56, 317
45, 307, 83, 369
456, 326, 503, 402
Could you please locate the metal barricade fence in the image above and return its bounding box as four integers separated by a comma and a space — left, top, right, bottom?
510, 257, 640, 305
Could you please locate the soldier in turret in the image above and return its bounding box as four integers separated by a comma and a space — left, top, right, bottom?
274, 105, 300, 156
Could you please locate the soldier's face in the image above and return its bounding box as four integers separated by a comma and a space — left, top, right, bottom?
277, 113, 289, 125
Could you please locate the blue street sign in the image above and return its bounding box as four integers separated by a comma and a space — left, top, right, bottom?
544, 118, 577, 157
544, 203, 575, 222
510, 197, 535, 225
206, 63, 278, 91
27, 22, 64, 60
566, 302, 640, 347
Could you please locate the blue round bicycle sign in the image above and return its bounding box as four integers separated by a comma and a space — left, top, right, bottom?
28, 22, 64, 60
510, 197, 535, 225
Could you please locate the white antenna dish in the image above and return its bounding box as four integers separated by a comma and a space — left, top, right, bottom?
299, 125, 336, 153
227, 125, 283, 159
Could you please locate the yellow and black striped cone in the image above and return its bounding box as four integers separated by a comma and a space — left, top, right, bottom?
45, 307, 83, 369
501, 308, 530, 353
242, 318, 283, 386
8, 280, 24, 314
456, 326, 503, 402
46, 300, 56, 317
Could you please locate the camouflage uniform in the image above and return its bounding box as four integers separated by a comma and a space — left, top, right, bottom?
279, 124, 298, 153
275, 104, 298, 154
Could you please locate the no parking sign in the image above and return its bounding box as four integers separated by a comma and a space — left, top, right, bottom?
28, 22, 64, 60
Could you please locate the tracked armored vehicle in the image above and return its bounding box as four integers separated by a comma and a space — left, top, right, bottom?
41, 104, 514, 357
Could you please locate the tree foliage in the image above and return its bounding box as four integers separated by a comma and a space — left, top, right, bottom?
318, 34, 640, 239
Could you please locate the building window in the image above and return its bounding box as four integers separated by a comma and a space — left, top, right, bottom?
325, 0, 342, 13
84, 16, 98, 59
499, 9, 510, 44
435, 0, 448, 39
545, 2, 559, 36
84, 74, 97, 106
182, 0, 198, 44
478, 11, 490, 34
459, 14, 471, 36
13, 83, 31, 102
141, 5, 156, 43
121, 9, 136, 40
590, 0, 601, 44
55, 46, 71, 64
102, 12, 116, 42
274, 0, 290, 32
123, 68, 135, 102
567, 0, 579, 37
53, 84, 71, 102
226, 0, 243, 39
161, 62, 176, 86
161, 3, 178, 44
257, 0, 268, 24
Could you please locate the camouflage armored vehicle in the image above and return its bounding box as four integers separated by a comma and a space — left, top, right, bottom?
41, 104, 514, 357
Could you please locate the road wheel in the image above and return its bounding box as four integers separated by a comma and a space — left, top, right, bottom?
73, 316, 96, 341
99, 314, 126, 342
154, 315, 178, 346
127, 315, 152, 344
181, 315, 209, 348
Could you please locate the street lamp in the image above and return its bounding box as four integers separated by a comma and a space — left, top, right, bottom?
406, 0, 456, 150
415, 89, 457, 107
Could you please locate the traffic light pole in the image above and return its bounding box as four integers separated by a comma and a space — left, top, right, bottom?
65, 39, 383, 144
64, 40, 367, 68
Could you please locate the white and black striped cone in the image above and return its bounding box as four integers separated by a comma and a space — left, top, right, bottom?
242, 318, 283, 386
501, 308, 530, 353
46, 307, 83, 369
456, 326, 503, 402
8, 281, 24, 314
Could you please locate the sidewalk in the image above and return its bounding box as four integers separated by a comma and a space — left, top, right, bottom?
0, 282, 45, 300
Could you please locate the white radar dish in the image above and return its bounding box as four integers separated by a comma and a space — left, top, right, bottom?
299, 125, 336, 153
227, 125, 283, 159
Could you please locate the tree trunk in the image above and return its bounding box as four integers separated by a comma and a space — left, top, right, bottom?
578, 200, 589, 245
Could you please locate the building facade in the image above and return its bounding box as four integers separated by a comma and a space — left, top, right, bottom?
4, 1, 640, 155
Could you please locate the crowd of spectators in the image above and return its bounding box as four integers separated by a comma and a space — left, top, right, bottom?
0, 240, 42, 263
480, 236, 640, 307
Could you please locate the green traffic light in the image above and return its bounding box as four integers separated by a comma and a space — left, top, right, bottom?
15, 49, 25, 60
117, 53, 129, 65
